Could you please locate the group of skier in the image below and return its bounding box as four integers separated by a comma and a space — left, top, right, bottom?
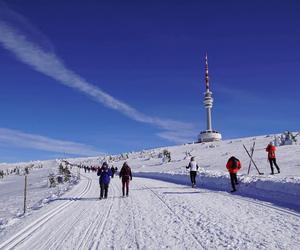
83, 166, 97, 173
97, 161, 132, 199
186, 142, 281, 193
95, 142, 281, 199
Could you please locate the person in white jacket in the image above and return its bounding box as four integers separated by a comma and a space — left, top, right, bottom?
186, 157, 199, 188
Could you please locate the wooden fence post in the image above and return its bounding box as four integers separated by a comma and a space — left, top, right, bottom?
23, 174, 27, 214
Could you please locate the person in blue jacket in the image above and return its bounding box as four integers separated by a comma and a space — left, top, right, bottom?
97, 162, 112, 199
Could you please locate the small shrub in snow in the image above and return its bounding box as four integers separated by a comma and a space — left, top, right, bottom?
0, 170, 4, 179
57, 176, 64, 184
162, 149, 171, 162
64, 173, 70, 182
184, 151, 192, 160
24, 167, 29, 175
48, 174, 56, 188
279, 131, 299, 145
58, 163, 64, 175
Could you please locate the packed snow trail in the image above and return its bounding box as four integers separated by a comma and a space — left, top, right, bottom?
1, 173, 300, 250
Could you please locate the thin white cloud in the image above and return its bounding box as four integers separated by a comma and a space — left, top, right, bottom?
0, 128, 102, 156
0, 9, 197, 143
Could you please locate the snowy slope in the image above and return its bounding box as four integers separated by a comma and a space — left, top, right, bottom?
0, 173, 299, 249
75, 134, 300, 209
0, 133, 300, 249
0, 160, 79, 232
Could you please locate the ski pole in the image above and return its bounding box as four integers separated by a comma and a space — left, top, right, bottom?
247, 141, 255, 175
243, 144, 264, 175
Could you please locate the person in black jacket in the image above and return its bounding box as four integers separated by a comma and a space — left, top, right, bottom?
119, 162, 132, 197
111, 166, 116, 178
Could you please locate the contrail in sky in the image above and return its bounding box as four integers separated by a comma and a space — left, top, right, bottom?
0, 128, 103, 156
0, 5, 197, 143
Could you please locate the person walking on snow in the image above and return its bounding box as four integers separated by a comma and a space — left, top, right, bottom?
186, 157, 199, 188
266, 142, 280, 175
111, 165, 116, 178
97, 162, 112, 199
226, 156, 241, 193
119, 162, 132, 197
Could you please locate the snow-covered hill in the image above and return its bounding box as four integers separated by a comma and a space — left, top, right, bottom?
0, 133, 299, 249
74, 134, 300, 209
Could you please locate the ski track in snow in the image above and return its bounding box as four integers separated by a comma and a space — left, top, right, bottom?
140, 183, 205, 249
0, 172, 300, 250
0, 175, 93, 249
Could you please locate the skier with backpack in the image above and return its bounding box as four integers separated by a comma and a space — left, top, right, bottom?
226, 156, 241, 192
119, 161, 132, 197
266, 142, 280, 175
186, 157, 199, 188
97, 162, 112, 199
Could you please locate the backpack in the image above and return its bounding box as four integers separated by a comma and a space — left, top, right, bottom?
121, 165, 131, 178
231, 157, 239, 169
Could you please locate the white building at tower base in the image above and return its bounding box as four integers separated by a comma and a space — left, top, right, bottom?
198, 130, 222, 143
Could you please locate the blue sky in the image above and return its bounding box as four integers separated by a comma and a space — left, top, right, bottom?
0, 0, 299, 163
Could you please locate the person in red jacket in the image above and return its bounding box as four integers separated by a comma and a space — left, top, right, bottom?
266, 142, 280, 175
119, 162, 132, 197
226, 156, 241, 192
